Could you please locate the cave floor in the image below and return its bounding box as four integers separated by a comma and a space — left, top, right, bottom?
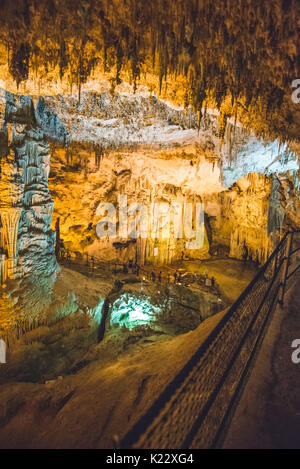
141, 258, 258, 303
60, 256, 258, 304
0, 258, 258, 449
0, 305, 227, 449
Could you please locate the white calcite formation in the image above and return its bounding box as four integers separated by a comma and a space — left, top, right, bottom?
0, 90, 57, 280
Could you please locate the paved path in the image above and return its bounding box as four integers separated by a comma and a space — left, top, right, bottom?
223, 239, 300, 449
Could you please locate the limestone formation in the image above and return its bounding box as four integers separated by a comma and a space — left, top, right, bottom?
0, 90, 57, 280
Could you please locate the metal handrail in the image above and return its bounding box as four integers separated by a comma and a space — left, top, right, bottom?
286, 232, 300, 281
58, 250, 204, 285
120, 230, 300, 449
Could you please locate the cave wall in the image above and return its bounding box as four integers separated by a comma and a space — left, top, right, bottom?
49, 145, 215, 265
49, 144, 285, 266
0, 89, 298, 276
204, 174, 273, 264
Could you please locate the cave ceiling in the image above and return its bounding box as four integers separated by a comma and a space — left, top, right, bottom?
0, 0, 299, 144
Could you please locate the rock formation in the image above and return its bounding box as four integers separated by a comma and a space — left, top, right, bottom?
0, 87, 298, 346
44, 91, 299, 267
0, 90, 57, 281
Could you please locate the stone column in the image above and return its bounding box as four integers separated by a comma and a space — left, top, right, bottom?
0, 208, 22, 279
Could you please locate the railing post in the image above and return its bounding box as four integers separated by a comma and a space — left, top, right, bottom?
278, 232, 294, 305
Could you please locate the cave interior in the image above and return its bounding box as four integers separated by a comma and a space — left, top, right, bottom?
0, 0, 299, 450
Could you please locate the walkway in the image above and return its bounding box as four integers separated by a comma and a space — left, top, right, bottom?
223, 237, 300, 449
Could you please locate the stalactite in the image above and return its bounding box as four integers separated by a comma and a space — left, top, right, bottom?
268, 175, 286, 246
0, 0, 298, 141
